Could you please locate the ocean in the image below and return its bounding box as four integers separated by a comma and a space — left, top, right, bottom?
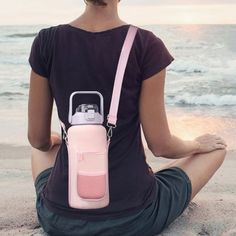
0, 24, 235, 150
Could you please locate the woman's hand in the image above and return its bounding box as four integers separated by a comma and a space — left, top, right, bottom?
49, 131, 62, 149
194, 133, 227, 154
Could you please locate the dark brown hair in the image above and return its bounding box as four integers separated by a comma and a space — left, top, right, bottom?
84, 0, 108, 6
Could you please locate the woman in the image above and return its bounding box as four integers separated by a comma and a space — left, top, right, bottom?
27, 0, 227, 235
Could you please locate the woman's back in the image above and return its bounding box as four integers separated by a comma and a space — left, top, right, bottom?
28, 23, 174, 220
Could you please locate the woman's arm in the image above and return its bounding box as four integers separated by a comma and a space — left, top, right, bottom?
27, 70, 61, 152
139, 69, 226, 159
155, 135, 200, 159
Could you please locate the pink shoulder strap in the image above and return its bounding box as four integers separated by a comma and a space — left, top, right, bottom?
106, 25, 138, 127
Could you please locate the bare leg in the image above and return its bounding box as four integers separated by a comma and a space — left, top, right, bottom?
154, 149, 227, 201
31, 144, 61, 182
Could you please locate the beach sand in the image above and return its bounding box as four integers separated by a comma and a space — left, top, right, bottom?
0, 143, 235, 236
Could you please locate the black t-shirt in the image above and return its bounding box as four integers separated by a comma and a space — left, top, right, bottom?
28, 23, 174, 221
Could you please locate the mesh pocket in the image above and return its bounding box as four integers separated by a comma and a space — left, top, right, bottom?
76, 151, 108, 199
77, 171, 106, 199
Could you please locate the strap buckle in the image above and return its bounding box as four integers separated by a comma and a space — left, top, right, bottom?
62, 130, 68, 146
60, 123, 68, 145
106, 121, 116, 142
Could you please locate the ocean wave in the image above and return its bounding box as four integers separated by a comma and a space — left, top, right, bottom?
213, 43, 225, 49
20, 83, 29, 89
0, 92, 24, 97
174, 46, 204, 50
1, 61, 27, 65
6, 33, 37, 38
169, 60, 207, 74
167, 93, 236, 106
174, 42, 224, 50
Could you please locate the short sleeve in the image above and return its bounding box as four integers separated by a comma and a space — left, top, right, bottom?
28, 29, 49, 78
141, 31, 174, 81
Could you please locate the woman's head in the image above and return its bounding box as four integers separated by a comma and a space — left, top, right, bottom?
84, 0, 120, 7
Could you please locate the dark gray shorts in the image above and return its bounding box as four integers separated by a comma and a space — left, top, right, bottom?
34, 166, 192, 236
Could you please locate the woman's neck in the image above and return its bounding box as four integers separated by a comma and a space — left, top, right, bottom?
68, 1, 127, 32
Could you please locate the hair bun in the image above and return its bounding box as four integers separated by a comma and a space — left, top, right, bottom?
85, 0, 108, 6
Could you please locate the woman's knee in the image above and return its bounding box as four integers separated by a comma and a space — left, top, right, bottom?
212, 148, 227, 167
31, 144, 60, 181
31, 144, 60, 158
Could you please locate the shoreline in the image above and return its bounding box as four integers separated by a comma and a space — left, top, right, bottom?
0, 143, 235, 235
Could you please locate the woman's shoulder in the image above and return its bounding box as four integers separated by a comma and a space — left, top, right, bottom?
133, 25, 168, 54
30, 25, 62, 65
34, 24, 66, 53
135, 25, 159, 39
36, 24, 62, 40
135, 25, 152, 35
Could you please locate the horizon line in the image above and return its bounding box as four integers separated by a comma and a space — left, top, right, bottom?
1, 23, 236, 26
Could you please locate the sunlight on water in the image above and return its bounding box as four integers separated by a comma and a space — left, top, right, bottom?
167, 113, 236, 151
141, 111, 236, 152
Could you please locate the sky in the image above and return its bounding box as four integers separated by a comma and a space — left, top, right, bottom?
0, 0, 236, 25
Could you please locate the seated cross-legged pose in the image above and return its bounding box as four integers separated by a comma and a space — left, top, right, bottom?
28, 0, 227, 235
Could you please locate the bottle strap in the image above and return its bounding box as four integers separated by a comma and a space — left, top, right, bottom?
106, 25, 138, 127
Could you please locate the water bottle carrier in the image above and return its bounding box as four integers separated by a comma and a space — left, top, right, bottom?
59, 25, 138, 209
